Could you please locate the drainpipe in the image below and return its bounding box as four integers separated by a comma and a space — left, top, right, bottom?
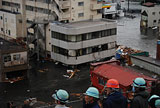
156, 40, 160, 60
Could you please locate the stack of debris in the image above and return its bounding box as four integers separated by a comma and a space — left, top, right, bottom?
116, 45, 146, 66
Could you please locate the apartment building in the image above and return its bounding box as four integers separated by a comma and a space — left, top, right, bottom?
0, 9, 23, 39
46, 19, 117, 65
140, 3, 160, 35
0, 37, 28, 82
0, 0, 102, 23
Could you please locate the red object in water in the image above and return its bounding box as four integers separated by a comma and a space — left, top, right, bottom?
90, 60, 156, 97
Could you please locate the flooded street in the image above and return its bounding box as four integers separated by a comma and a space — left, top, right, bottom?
117, 13, 157, 58
1, 13, 158, 107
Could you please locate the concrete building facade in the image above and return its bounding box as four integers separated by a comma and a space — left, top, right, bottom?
0, 9, 23, 39
0, 0, 102, 23
47, 19, 117, 65
140, 3, 160, 35
0, 37, 28, 82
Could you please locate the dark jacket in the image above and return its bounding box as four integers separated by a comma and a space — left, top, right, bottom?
130, 91, 149, 108
83, 100, 100, 108
148, 96, 160, 108
103, 91, 127, 108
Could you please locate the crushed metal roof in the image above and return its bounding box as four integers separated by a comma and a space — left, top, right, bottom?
92, 63, 156, 87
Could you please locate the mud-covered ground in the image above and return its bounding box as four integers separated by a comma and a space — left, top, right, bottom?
1, 60, 91, 108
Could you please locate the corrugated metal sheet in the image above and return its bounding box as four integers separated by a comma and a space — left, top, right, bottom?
93, 63, 155, 87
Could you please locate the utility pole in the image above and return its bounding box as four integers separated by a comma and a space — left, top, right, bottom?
128, 0, 129, 12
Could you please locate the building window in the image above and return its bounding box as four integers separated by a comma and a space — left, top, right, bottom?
152, 12, 155, 15
78, 13, 84, 17
1, 28, 3, 31
0, 16, 2, 20
13, 54, 20, 61
97, 9, 102, 14
108, 42, 116, 49
8, 30, 11, 35
3, 55, 11, 62
5, 18, 7, 22
111, 28, 117, 35
153, 20, 156, 23
78, 2, 84, 6
159, 19, 160, 24
98, 77, 105, 85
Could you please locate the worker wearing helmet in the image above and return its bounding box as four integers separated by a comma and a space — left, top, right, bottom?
130, 77, 149, 108
102, 79, 127, 108
52, 89, 70, 108
83, 87, 100, 108
148, 95, 160, 108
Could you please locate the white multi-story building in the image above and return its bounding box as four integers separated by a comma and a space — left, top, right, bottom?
0, 0, 118, 65
46, 19, 117, 65
0, 9, 23, 39
0, 0, 102, 23
140, 3, 160, 35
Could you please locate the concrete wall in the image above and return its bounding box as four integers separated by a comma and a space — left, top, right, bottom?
50, 22, 116, 35
131, 57, 160, 75
3, 51, 27, 67
142, 6, 160, 27
71, 0, 102, 22
51, 35, 116, 50
0, 11, 22, 39
1, 0, 102, 23
51, 49, 115, 65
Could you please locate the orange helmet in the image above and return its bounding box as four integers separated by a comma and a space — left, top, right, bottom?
106, 79, 119, 88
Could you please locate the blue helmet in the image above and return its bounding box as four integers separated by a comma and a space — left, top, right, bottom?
148, 95, 160, 108
52, 89, 69, 103
84, 87, 99, 98
133, 77, 146, 88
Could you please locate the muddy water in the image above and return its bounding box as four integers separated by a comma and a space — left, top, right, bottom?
117, 13, 157, 58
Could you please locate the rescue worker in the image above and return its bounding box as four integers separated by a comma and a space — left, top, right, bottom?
148, 95, 160, 108
52, 89, 70, 108
83, 87, 100, 108
102, 79, 127, 108
130, 77, 149, 108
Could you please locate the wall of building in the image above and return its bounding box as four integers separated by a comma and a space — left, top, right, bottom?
142, 6, 160, 27
46, 24, 52, 53
0, 11, 22, 39
71, 0, 102, 22
51, 48, 115, 65
3, 51, 27, 67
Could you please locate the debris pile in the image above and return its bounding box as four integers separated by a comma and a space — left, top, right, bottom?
116, 45, 147, 66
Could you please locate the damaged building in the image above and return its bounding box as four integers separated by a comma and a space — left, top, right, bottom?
0, 38, 28, 83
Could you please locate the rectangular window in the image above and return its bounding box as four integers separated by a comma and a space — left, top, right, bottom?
111, 28, 117, 35
152, 12, 155, 15
78, 2, 84, 6
0, 16, 2, 20
98, 77, 105, 85
97, 9, 102, 14
108, 42, 116, 49
76, 35, 82, 41
3, 55, 11, 62
13, 54, 20, 61
8, 30, 11, 35
78, 13, 84, 17
1, 28, 3, 31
